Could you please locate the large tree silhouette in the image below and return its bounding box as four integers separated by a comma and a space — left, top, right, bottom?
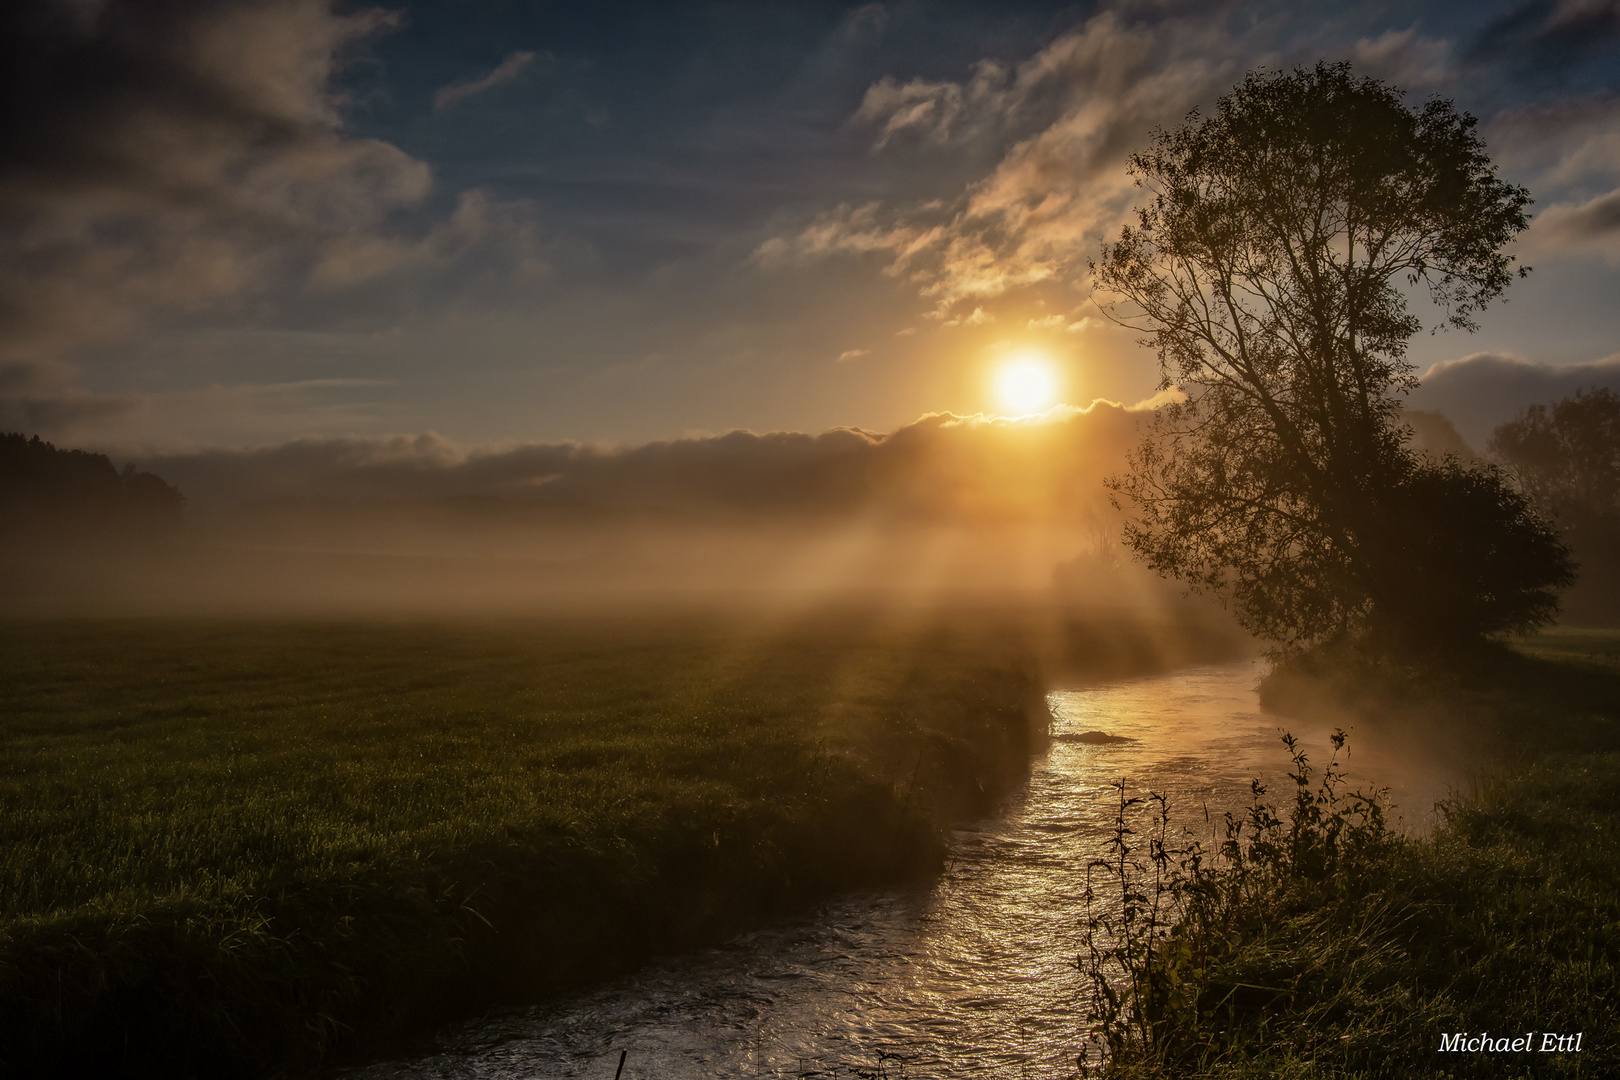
1098, 63, 1570, 653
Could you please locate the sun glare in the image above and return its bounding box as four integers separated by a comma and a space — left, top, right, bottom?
993, 355, 1061, 414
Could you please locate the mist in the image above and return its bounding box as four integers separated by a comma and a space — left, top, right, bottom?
5, 402, 1216, 620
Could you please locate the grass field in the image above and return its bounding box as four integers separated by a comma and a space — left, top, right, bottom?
1089, 629, 1620, 1079
0, 603, 1246, 1078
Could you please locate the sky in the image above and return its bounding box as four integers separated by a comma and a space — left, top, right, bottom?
3, 0, 1620, 463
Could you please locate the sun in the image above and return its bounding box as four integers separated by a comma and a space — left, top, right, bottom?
993, 354, 1061, 414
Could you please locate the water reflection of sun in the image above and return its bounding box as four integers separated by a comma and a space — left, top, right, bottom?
993, 354, 1061, 414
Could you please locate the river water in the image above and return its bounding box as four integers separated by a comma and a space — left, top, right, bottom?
348, 661, 1474, 1080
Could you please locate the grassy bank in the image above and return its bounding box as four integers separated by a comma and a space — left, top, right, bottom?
1087, 629, 1620, 1079
0, 603, 1244, 1077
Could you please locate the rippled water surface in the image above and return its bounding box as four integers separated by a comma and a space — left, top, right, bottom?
350, 661, 1472, 1080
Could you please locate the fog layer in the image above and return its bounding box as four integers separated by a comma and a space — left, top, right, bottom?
11, 404, 1220, 616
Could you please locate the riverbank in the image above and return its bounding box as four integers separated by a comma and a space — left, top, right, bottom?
0, 604, 1246, 1078
1091, 628, 1620, 1079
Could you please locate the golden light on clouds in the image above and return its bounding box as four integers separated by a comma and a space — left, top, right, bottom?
992, 353, 1061, 414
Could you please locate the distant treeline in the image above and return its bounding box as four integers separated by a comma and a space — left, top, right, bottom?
0, 433, 184, 548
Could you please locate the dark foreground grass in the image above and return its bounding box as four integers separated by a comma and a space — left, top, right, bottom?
0, 603, 1243, 1078
1088, 629, 1620, 1080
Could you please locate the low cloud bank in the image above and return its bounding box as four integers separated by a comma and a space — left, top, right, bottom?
138, 403, 1144, 525
2, 403, 1182, 614
1412, 353, 1620, 447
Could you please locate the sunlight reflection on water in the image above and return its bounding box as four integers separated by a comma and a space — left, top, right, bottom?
347, 661, 1470, 1080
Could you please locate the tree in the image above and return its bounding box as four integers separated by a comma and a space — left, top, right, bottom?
1097, 62, 1571, 652
0, 432, 184, 548
1490, 387, 1620, 620
1490, 387, 1620, 530
1358, 458, 1570, 644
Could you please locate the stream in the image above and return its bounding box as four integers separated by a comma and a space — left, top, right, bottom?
347, 660, 1476, 1080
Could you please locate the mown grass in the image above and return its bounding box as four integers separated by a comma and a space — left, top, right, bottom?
1088, 629, 1620, 1079
0, 604, 1242, 1078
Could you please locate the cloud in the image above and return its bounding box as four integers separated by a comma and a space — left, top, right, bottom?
1347, 27, 1453, 88
781, 7, 1620, 341
1, 370, 408, 453
0, 1, 410, 359
308, 188, 551, 289
135, 403, 1152, 527
1469, 0, 1620, 68
835, 348, 870, 363
749, 236, 792, 267
1486, 93, 1620, 258
0, 359, 134, 434
434, 51, 537, 111
1411, 351, 1620, 445
1525, 188, 1620, 258
0, 362, 55, 396
49, 405, 1192, 607
0, 1, 544, 369
769, 9, 1268, 316
0, 392, 134, 434
1486, 93, 1620, 187
837, 3, 890, 44
852, 60, 1012, 149
767, 201, 948, 271
942, 306, 993, 327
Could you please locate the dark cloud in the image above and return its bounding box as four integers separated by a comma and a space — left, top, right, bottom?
0, 0, 406, 356
0, 362, 49, 395
1411, 351, 1620, 446
1, 1, 381, 189
1468, 0, 1620, 73
1535, 187, 1620, 245
0, 392, 133, 433
0, 359, 133, 430
1483, 93, 1620, 202
0, 0, 547, 367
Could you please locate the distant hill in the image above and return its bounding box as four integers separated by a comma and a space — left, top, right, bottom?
0, 434, 184, 549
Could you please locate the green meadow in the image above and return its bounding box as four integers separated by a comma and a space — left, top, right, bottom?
17, 606, 1611, 1080
0, 605, 1241, 1077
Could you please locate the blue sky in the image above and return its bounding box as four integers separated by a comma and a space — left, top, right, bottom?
3, 0, 1618, 454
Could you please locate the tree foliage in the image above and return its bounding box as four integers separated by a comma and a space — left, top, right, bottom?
1490, 387, 1620, 620
1490, 387, 1620, 530
1359, 459, 1570, 643
1098, 62, 1570, 652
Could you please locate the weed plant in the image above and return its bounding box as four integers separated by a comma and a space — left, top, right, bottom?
1082, 730, 1393, 1074
1082, 632, 1620, 1079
